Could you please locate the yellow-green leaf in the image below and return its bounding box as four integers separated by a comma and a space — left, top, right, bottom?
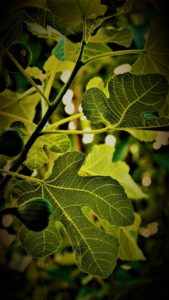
25, 134, 71, 169
102, 213, 145, 261
43, 55, 74, 74
0, 89, 40, 130
79, 144, 147, 199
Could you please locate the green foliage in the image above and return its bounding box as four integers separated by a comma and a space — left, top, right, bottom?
82, 43, 112, 62
79, 144, 147, 199
15, 151, 134, 277
25, 134, 71, 169
83, 73, 169, 130
0, 128, 24, 157
101, 213, 145, 260
47, 0, 107, 33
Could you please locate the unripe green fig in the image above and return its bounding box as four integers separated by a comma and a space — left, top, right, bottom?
0, 128, 24, 157
3, 42, 32, 73
0, 69, 9, 92
0, 198, 52, 232
17, 198, 52, 231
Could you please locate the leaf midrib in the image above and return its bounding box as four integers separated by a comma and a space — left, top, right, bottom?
45, 182, 131, 223
114, 77, 163, 128
44, 184, 104, 276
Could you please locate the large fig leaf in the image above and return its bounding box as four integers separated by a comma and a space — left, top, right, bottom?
82, 73, 169, 130
47, 0, 107, 32
16, 151, 134, 277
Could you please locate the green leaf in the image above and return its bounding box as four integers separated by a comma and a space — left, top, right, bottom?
82, 73, 169, 130
132, 20, 169, 80
26, 23, 60, 40
102, 213, 145, 261
19, 219, 61, 257
86, 76, 109, 97
0, 89, 40, 130
82, 43, 112, 63
47, 0, 107, 32
64, 40, 81, 62
119, 213, 145, 260
79, 144, 147, 200
126, 130, 157, 142
43, 55, 74, 74
89, 26, 133, 48
16, 151, 134, 277
26, 66, 46, 82
52, 36, 66, 61
14, 181, 61, 257
25, 134, 71, 169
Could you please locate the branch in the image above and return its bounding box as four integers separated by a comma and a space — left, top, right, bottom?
0, 39, 85, 191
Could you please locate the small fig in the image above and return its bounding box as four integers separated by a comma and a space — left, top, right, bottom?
3, 42, 32, 73
0, 198, 52, 231
0, 128, 24, 157
17, 198, 52, 231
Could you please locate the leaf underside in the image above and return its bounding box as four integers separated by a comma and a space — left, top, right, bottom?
16, 151, 134, 277
82, 73, 169, 130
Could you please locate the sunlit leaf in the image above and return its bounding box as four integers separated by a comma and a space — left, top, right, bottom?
86, 76, 109, 97
26, 66, 46, 82
25, 134, 71, 169
64, 40, 81, 62
126, 130, 157, 142
82, 73, 169, 130
79, 144, 147, 199
102, 213, 145, 261
16, 151, 134, 277
43, 55, 74, 74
